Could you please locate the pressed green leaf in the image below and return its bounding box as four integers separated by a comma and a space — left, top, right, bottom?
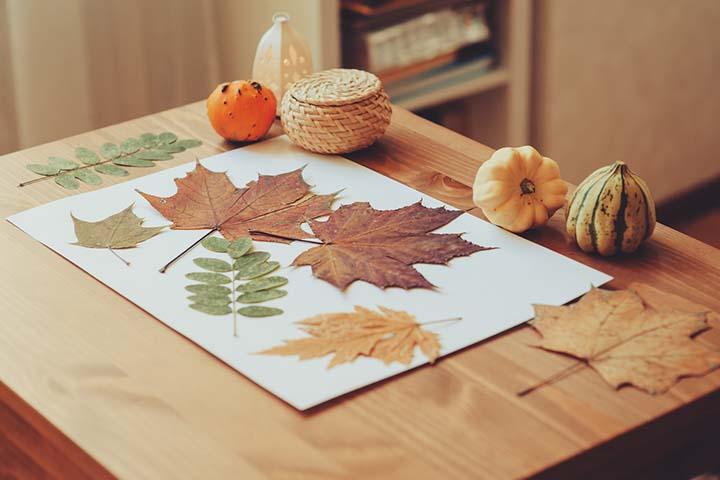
233, 251, 270, 270
201, 236, 229, 253
75, 147, 100, 165
185, 284, 232, 295
71, 205, 165, 249
74, 169, 102, 185
48, 156, 79, 170
158, 132, 178, 145
228, 238, 252, 258
236, 276, 288, 293
237, 289, 287, 304
120, 138, 141, 154
140, 133, 158, 148
176, 139, 202, 149
158, 144, 185, 153
27, 164, 60, 176
100, 143, 121, 159
185, 272, 230, 285
193, 257, 232, 272
113, 156, 155, 167
236, 261, 279, 280
187, 294, 231, 305
95, 164, 129, 176
190, 303, 232, 315
238, 306, 283, 317
55, 174, 80, 189
135, 150, 173, 161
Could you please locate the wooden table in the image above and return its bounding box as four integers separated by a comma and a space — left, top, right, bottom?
1, 103, 719, 479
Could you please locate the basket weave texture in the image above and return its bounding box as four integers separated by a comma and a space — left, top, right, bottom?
281, 69, 392, 154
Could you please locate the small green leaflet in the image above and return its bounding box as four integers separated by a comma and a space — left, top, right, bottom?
48, 157, 79, 170
193, 257, 232, 272
237, 289, 287, 304
71, 204, 166, 265
236, 261, 279, 280
20, 131, 202, 190
120, 138, 141, 154
236, 276, 288, 293
185, 237, 286, 333
100, 143, 121, 160
95, 164, 129, 176
76, 147, 100, 165
238, 306, 284, 318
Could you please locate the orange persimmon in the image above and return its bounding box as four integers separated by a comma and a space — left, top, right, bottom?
207, 80, 276, 142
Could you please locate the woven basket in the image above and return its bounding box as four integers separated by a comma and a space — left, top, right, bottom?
280, 69, 392, 154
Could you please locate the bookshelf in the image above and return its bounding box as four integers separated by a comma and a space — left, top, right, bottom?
333, 0, 532, 148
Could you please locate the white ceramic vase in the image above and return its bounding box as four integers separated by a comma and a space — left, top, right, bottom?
252, 13, 313, 115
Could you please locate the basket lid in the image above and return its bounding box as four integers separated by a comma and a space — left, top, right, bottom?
288, 69, 383, 107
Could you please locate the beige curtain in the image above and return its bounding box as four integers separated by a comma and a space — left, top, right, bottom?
0, 0, 338, 155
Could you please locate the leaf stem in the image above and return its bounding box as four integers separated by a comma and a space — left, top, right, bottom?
420, 317, 462, 326
248, 230, 323, 245
231, 257, 238, 337
108, 247, 131, 266
516, 361, 588, 397
159, 228, 217, 273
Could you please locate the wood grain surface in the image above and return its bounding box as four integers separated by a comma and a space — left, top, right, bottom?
1, 104, 719, 479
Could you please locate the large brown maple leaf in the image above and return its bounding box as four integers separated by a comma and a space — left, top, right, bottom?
138, 163, 335, 242
260, 306, 444, 368
292, 202, 493, 290
525, 285, 720, 395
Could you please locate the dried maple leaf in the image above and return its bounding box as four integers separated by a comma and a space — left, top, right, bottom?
260, 306, 447, 368
138, 163, 334, 242
71, 204, 165, 265
137, 163, 335, 271
292, 202, 493, 290
526, 286, 720, 395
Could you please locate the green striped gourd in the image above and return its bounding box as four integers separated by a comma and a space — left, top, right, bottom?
566, 161, 655, 256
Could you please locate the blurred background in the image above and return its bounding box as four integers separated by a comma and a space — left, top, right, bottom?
1, 0, 718, 243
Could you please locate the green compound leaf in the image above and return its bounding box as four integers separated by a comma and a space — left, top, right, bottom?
75, 147, 100, 165
94, 164, 129, 176
236, 261, 279, 280
100, 143, 121, 159
201, 236, 230, 253
190, 303, 232, 315
74, 169, 102, 185
55, 174, 80, 189
176, 139, 202, 149
236, 276, 288, 293
113, 156, 155, 167
159, 144, 185, 154
27, 164, 60, 176
234, 252, 270, 270
120, 138, 141, 154
193, 257, 232, 272
140, 133, 158, 148
136, 150, 172, 161
48, 157, 79, 170
237, 289, 287, 304
185, 272, 231, 285
228, 238, 253, 259
158, 132, 178, 145
238, 306, 283, 318
185, 284, 232, 295
188, 295, 231, 306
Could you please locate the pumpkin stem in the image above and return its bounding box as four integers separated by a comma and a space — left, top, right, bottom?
520, 178, 536, 195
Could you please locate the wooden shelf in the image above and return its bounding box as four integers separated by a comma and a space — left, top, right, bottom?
387, 65, 508, 111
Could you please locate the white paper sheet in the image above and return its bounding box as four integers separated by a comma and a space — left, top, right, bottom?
8, 136, 611, 410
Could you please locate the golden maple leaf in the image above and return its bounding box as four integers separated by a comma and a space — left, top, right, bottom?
260, 306, 443, 368
529, 285, 720, 394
